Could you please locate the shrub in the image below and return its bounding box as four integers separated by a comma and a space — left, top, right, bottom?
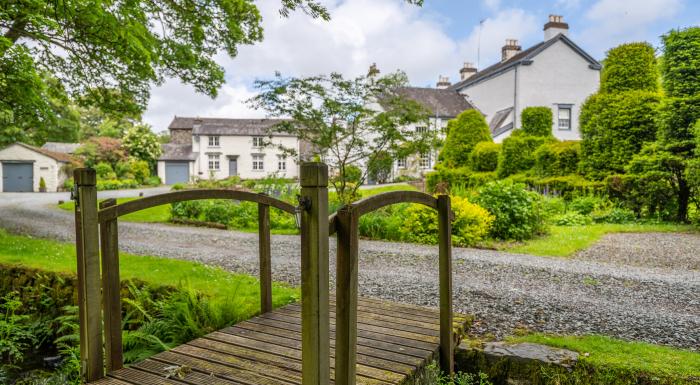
170, 200, 205, 220
95, 178, 138, 191
202, 200, 236, 226
470, 142, 500, 172
592, 207, 636, 224
497, 130, 552, 178
660, 27, 700, 98
342, 165, 362, 184
438, 110, 492, 168
521, 107, 553, 137
94, 162, 114, 178
551, 212, 592, 226
523, 174, 605, 200
144, 175, 161, 186
473, 180, 546, 241
128, 159, 150, 183
359, 204, 407, 242
533, 141, 580, 177
367, 151, 393, 184
600, 42, 658, 94
400, 196, 494, 247
568, 195, 606, 215
39, 177, 46, 191
426, 168, 496, 194
540, 196, 567, 219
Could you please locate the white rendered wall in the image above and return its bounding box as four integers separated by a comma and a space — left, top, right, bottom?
0, 144, 65, 192
457, 69, 516, 130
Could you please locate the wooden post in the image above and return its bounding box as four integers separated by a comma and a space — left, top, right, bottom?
335, 205, 359, 385
258, 201, 273, 314
299, 162, 330, 385
74, 168, 104, 382
99, 198, 123, 372
437, 194, 454, 373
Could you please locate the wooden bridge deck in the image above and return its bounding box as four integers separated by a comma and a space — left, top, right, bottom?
91, 297, 470, 385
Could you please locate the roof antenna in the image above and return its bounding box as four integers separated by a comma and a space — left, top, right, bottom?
477, 19, 485, 69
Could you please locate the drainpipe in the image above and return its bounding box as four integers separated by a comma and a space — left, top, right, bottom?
513, 65, 519, 129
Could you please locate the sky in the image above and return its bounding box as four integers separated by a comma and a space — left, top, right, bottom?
143, 0, 698, 131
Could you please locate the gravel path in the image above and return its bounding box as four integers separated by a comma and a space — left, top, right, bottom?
0, 191, 698, 351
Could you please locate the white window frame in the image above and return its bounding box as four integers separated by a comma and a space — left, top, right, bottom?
397, 158, 407, 168
252, 154, 264, 171
208, 136, 220, 147
415, 126, 428, 134
208, 154, 220, 170
557, 105, 572, 131
419, 153, 431, 169
252, 136, 264, 148
277, 155, 287, 171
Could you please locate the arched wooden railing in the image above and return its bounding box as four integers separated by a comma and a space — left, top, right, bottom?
331, 191, 454, 385
72, 169, 304, 382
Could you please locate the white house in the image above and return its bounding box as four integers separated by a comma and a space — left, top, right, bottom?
157, 117, 303, 184
382, 87, 477, 180
449, 15, 601, 142
0, 142, 72, 192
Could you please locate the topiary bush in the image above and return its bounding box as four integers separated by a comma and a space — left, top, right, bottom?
473, 180, 546, 241
600, 42, 658, 94
521, 107, 553, 137
496, 130, 552, 178
533, 141, 581, 177
470, 142, 500, 172
400, 196, 494, 247
438, 110, 492, 168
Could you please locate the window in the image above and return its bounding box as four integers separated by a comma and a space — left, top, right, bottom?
415, 126, 428, 134
208, 154, 220, 170
208, 136, 220, 147
419, 153, 431, 169
397, 158, 407, 168
252, 136, 264, 147
558, 106, 572, 130
252, 154, 264, 171
278, 155, 286, 171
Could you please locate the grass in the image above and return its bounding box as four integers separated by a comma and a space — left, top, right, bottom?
509, 334, 700, 381
0, 228, 299, 316
58, 198, 170, 223
504, 223, 698, 257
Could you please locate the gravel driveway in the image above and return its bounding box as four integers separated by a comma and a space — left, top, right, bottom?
0, 191, 698, 351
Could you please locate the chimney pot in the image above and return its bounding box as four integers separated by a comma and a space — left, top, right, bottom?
501, 39, 521, 62
544, 14, 569, 40
436, 75, 451, 89
459, 62, 477, 81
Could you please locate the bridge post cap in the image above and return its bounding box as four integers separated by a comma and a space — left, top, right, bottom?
74, 168, 96, 186
300, 162, 328, 187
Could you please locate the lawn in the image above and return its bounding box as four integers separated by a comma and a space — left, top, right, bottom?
0, 228, 299, 316
504, 223, 698, 257
510, 334, 700, 381
58, 197, 171, 223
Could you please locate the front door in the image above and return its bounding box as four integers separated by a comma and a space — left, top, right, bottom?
2, 163, 34, 192
229, 158, 238, 177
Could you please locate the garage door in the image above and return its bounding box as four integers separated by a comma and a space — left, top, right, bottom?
2, 163, 34, 192
165, 162, 189, 185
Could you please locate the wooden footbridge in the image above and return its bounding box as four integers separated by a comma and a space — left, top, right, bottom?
73, 163, 463, 385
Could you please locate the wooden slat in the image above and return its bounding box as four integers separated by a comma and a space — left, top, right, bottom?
335, 206, 359, 385
350, 191, 437, 216
437, 194, 454, 374
132, 359, 245, 385
258, 202, 272, 313
100, 199, 123, 372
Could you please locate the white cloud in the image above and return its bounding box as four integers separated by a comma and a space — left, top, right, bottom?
483, 0, 501, 11
579, 0, 682, 54
144, 0, 460, 130
456, 8, 540, 71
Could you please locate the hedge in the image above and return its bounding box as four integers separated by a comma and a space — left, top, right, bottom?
496, 130, 553, 178
426, 167, 496, 193
600, 42, 658, 94
521, 107, 553, 137
470, 142, 500, 172
533, 141, 581, 177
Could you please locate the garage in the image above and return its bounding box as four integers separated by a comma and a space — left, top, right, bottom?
2, 163, 34, 192
165, 162, 190, 184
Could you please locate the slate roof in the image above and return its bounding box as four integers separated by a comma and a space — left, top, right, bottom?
168, 117, 294, 137
8, 142, 74, 163
449, 34, 601, 91
390, 87, 475, 118
41, 142, 81, 154
159, 143, 198, 161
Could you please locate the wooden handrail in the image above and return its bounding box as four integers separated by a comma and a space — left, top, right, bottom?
350, 190, 438, 216
97, 189, 296, 222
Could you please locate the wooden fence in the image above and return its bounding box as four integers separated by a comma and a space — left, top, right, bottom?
72, 162, 453, 385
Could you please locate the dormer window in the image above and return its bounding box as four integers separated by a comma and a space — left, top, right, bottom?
208, 136, 220, 147
252, 136, 264, 147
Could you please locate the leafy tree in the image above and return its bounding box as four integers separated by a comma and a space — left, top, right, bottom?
521, 107, 553, 137
367, 151, 393, 184
122, 125, 162, 169
660, 28, 700, 98
438, 110, 491, 168
600, 42, 659, 93
75, 137, 127, 168
250, 71, 431, 203
580, 42, 660, 179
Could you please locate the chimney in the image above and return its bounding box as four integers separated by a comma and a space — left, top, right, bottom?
436, 75, 451, 89
501, 39, 521, 62
459, 62, 477, 81
544, 14, 568, 40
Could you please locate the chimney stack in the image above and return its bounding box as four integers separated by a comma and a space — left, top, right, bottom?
501, 39, 521, 62
436, 75, 451, 89
459, 62, 477, 81
544, 14, 568, 40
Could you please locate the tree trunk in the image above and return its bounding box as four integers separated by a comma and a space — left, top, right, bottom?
677, 177, 690, 223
